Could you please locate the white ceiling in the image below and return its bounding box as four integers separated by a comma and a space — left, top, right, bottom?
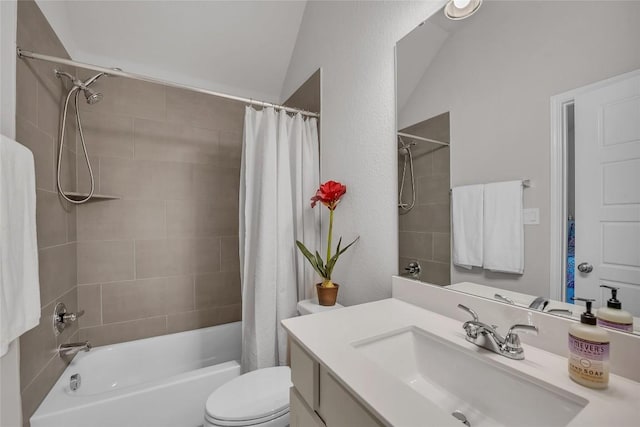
36, 0, 307, 103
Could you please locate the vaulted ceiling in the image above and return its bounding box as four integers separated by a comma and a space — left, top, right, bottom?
36, 1, 307, 103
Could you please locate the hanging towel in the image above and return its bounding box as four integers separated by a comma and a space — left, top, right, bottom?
483, 180, 524, 274
0, 134, 40, 357
452, 184, 484, 269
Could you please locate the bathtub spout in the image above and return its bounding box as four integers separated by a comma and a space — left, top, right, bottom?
59, 341, 92, 359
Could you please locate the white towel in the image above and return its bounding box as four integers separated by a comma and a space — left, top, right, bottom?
452, 184, 484, 269
483, 180, 524, 274
0, 134, 40, 357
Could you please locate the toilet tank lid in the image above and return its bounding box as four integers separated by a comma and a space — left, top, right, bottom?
297, 299, 344, 315
205, 366, 291, 422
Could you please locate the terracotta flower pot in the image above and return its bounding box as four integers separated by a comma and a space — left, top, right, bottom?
316, 283, 340, 306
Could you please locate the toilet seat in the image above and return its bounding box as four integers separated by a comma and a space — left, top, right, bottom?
205, 366, 291, 427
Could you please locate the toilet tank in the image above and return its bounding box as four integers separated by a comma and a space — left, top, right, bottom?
296, 299, 344, 315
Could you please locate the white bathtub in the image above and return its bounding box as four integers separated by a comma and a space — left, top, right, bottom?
31, 322, 242, 427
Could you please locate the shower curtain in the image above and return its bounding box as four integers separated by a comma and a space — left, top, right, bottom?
239, 107, 319, 371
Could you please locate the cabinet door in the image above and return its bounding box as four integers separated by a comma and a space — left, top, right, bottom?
290, 387, 325, 427
318, 367, 385, 427
291, 340, 319, 409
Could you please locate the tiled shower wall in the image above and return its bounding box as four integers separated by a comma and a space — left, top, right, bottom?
74, 72, 245, 346
398, 112, 451, 286
15, 1, 79, 424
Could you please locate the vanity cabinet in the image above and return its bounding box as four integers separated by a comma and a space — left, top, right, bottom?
290, 340, 384, 427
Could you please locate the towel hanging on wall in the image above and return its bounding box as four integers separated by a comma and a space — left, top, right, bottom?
483, 180, 524, 274
0, 134, 41, 356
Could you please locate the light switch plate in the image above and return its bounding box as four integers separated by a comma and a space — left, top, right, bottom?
523, 208, 540, 225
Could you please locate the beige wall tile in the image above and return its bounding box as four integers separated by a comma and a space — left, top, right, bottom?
166, 276, 196, 314
399, 231, 433, 260
16, 59, 38, 121
166, 308, 219, 334
21, 354, 67, 425
194, 238, 221, 274
433, 233, 451, 263
35, 77, 63, 139
102, 278, 168, 324
76, 199, 165, 241
67, 202, 77, 243
16, 116, 55, 192
417, 174, 450, 205
433, 146, 450, 176
77, 240, 134, 284
76, 154, 99, 195
133, 118, 219, 164
218, 303, 242, 325
135, 239, 193, 278
218, 130, 243, 164
78, 284, 102, 328
100, 157, 193, 200
38, 243, 77, 305
421, 261, 451, 286
59, 146, 76, 193
220, 236, 240, 273
199, 204, 239, 237
195, 271, 241, 308
19, 303, 57, 390
78, 316, 167, 347
165, 87, 244, 133
165, 201, 197, 238
193, 164, 240, 203
36, 190, 69, 248
423, 203, 450, 233
77, 110, 134, 159
78, 72, 166, 122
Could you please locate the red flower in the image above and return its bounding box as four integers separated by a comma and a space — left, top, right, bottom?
310, 180, 347, 210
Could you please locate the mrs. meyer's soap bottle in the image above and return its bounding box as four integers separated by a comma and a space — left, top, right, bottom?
568, 298, 610, 389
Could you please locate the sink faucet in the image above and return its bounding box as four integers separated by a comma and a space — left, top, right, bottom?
59, 341, 92, 359
457, 304, 538, 360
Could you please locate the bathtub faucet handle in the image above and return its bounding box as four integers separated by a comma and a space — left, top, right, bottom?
62, 309, 85, 322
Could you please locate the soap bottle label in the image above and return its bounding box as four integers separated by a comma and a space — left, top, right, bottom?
568, 334, 609, 385
597, 318, 633, 332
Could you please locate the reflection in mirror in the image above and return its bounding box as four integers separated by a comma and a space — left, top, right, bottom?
396, 1, 640, 334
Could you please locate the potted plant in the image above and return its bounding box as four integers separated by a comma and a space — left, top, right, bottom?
296, 180, 359, 306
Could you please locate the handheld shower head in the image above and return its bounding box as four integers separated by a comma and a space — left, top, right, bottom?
55, 69, 105, 104
82, 87, 103, 104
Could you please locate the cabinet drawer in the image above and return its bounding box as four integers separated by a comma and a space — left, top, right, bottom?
318, 367, 384, 427
290, 340, 319, 409
290, 387, 325, 427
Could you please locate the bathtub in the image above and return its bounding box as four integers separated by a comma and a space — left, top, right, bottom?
31, 322, 242, 427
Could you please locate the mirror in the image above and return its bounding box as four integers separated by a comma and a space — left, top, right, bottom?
396, 1, 640, 334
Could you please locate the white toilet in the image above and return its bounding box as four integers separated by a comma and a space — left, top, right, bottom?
203, 299, 343, 427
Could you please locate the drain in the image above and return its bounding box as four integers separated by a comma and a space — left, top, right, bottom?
452, 410, 470, 426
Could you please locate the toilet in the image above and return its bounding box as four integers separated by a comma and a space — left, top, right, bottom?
204, 299, 343, 427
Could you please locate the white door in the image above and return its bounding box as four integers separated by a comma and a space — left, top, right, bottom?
574, 71, 640, 314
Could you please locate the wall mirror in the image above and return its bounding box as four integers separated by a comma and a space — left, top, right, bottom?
396, 0, 640, 334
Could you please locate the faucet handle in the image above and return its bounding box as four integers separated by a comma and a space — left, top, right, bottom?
457, 304, 479, 322
504, 324, 538, 352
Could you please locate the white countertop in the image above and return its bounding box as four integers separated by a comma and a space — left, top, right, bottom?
282, 298, 640, 427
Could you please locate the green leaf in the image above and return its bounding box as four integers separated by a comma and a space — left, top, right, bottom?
296, 241, 325, 278
325, 236, 359, 278
315, 251, 327, 277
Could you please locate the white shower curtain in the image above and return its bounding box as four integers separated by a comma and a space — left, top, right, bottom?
239, 107, 319, 372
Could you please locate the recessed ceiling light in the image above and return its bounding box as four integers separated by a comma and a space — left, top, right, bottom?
444, 0, 483, 20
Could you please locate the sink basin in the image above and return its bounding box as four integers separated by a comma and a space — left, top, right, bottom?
353, 327, 587, 427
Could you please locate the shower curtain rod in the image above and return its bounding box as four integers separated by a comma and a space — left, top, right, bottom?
397, 131, 449, 146
17, 48, 320, 118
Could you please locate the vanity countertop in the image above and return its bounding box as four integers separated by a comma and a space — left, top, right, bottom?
282, 298, 640, 427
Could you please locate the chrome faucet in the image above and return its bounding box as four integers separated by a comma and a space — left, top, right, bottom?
458, 304, 538, 360
59, 341, 92, 359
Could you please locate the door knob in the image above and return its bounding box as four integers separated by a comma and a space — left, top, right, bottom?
577, 262, 593, 273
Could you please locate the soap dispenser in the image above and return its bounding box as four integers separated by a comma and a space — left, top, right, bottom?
568, 298, 609, 389
597, 285, 634, 332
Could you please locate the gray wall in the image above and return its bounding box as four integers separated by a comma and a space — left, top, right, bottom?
400, 1, 640, 297
15, 1, 79, 424
74, 71, 244, 346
